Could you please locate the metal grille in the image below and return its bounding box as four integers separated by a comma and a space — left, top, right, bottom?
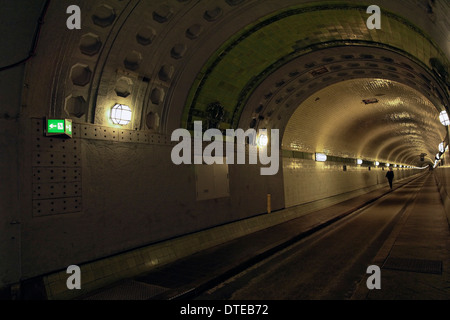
382, 257, 443, 275
83, 280, 169, 300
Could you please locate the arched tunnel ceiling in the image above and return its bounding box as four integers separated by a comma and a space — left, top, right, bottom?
183, 2, 449, 132
22, 0, 450, 169
282, 78, 447, 166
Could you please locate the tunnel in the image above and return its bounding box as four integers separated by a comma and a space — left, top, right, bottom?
1, 0, 449, 303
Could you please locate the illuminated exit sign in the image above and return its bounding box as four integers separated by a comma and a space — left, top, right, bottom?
46, 119, 73, 138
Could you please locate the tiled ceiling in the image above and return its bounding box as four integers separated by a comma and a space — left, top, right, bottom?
282, 78, 447, 165
183, 2, 449, 131
25, 0, 449, 168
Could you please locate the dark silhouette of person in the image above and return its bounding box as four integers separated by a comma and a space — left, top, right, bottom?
386, 167, 394, 189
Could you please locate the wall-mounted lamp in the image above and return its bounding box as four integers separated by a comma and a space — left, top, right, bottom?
439, 142, 445, 153
374, 161, 379, 166
439, 110, 450, 126
315, 153, 327, 162
436, 153, 440, 160
356, 159, 363, 165
386, 163, 390, 167
111, 104, 132, 125
257, 133, 268, 148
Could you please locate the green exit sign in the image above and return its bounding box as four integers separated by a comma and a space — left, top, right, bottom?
46, 119, 73, 138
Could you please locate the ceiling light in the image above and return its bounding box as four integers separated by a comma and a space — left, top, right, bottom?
315, 153, 327, 162
439, 110, 450, 126
111, 104, 132, 125
257, 133, 268, 148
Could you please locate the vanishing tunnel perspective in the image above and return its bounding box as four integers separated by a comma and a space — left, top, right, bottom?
0, 0, 449, 303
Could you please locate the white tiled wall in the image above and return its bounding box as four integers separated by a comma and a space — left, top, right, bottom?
283, 157, 419, 208
434, 162, 450, 218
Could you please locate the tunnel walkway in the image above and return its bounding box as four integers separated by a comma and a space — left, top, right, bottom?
77, 171, 450, 300
193, 172, 450, 299
353, 172, 450, 299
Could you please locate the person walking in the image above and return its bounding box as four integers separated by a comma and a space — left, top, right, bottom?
386, 167, 394, 190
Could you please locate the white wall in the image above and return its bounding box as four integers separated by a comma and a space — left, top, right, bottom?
283, 157, 421, 208
434, 145, 450, 221
18, 138, 285, 281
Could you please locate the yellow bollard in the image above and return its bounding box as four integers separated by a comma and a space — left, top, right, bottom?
267, 193, 271, 213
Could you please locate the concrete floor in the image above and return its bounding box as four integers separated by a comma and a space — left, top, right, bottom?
356, 173, 450, 299
79, 171, 450, 300
198, 174, 446, 299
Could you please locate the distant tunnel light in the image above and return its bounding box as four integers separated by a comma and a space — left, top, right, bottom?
374, 161, 380, 166
315, 153, 327, 162
439, 111, 450, 126
111, 104, 132, 125
257, 133, 269, 148
439, 142, 445, 153
357, 159, 363, 165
